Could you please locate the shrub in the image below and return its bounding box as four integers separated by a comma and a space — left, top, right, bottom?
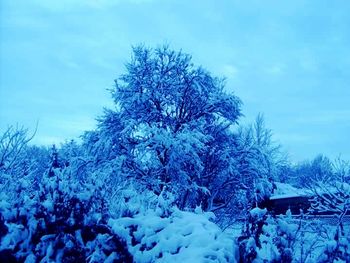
0, 165, 132, 262
109, 207, 236, 262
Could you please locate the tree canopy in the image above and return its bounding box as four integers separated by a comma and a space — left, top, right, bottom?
94, 45, 242, 208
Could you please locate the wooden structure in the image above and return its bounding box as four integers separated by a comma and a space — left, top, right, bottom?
265, 195, 311, 215
262, 194, 350, 217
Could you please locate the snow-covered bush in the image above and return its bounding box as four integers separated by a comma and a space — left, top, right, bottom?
0, 153, 132, 262
237, 208, 338, 263
238, 207, 268, 262
317, 224, 350, 262
109, 207, 236, 262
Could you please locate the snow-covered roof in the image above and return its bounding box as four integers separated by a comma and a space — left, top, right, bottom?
270, 182, 311, 200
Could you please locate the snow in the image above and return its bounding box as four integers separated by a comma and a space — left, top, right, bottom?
1, 45, 349, 262
270, 182, 311, 200
109, 208, 237, 262
249, 207, 267, 220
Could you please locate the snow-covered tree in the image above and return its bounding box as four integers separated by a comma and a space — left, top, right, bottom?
298, 156, 350, 262
333, 156, 350, 183
231, 114, 286, 216
292, 155, 333, 188
93, 45, 242, 210
0, 126, 50, 208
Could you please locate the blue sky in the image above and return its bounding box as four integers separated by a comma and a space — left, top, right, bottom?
1, 0, 349, 161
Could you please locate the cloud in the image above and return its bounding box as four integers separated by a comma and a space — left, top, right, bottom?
299, 55, 318, 72
55, 53, 81, 69
32, 135, 66, 146
295, 110, 350, 125
26, 0, 155, 11
29, 115, 97, 146
265, 64, 285, 75
1, 0, 349, 161
221, 65, 238, 79
275, 133, 317, 143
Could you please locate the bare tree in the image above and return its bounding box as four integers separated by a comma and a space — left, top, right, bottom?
305, 157, 350, 262
0, 124, 36, 174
